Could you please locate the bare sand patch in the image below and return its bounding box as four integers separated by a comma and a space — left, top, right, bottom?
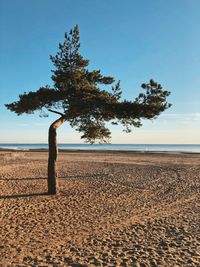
0, 151, 199, 266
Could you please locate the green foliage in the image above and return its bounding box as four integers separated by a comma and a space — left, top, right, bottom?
5, 26, 171, 143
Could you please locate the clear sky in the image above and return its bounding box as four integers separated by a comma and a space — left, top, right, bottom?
0, 0, 200, 144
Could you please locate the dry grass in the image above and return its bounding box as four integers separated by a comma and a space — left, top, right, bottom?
0, 152, 25, 162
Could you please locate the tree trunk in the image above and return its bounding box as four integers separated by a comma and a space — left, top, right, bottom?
48, 115, 66, 195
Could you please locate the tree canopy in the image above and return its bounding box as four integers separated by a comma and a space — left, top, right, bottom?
5, 25, 171, 143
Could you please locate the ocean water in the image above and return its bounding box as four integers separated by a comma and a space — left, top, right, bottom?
0, 143, 200, 153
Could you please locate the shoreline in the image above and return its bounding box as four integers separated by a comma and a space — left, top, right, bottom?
0, 147, 200, 155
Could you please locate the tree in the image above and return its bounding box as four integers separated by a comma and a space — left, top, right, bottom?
5, 25, 171, 195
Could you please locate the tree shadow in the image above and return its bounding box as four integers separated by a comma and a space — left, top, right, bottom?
0, 192, 48, 199
0, 177, 46, 181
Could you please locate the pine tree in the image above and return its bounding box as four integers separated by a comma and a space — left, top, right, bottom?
5, 25, 171, 195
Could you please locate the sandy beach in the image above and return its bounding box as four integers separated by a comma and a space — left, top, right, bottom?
0, 151, 199, 266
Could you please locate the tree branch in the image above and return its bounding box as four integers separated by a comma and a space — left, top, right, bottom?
48, 109, 65, 116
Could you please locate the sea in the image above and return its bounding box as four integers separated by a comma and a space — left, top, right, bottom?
0, 144, 200, 153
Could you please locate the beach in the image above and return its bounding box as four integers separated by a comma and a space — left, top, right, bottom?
0, 151, 199, 266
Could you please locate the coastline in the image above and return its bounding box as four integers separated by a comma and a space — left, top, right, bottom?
0, 143, 200, 154
0, 147, 200, 155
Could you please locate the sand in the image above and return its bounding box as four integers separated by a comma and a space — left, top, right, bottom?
0, 151, 199, 266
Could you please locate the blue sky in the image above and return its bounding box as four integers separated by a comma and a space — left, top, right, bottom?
0, 0, 200, 144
